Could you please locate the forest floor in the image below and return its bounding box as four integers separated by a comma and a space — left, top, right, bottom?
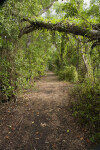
0, 72, 94, 150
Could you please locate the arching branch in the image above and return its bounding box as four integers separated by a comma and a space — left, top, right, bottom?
19, 18, 100, 41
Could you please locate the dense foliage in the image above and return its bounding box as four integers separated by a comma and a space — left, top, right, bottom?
0, 0, 53, 101
0, 0, 100, 144
71, 81, 100, 143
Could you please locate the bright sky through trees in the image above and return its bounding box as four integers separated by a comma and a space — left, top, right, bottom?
58, 0, 90, 7
84, 0, 90, 7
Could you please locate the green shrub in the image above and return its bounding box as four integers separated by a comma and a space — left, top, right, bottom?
0, 59, 15, 100
58, 65, 78, 82
71, 80, 100, 143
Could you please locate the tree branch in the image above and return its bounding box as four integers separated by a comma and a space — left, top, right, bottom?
19, 18, 100, 41
38, 0, 57, 16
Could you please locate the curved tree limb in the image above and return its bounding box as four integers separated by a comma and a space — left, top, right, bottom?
19, 18, 100, 41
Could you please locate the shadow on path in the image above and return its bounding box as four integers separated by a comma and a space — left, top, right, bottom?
0, 72, 92, 150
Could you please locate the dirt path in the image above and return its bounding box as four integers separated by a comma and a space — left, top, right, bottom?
0, 72, 92, 150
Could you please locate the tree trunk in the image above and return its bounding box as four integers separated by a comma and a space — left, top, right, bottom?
80, 43, 94, 81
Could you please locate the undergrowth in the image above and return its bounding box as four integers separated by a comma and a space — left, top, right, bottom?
71, 80, 100, 143
56, 65, 78, 82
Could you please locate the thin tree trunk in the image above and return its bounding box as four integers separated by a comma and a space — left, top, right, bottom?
80, 43, 94, 81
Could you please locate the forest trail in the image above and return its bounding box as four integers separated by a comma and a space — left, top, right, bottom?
0, 72, 91, 150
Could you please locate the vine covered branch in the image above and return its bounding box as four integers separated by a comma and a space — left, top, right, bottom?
19, 18, 100, 42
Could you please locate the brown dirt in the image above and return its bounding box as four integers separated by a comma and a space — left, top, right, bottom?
0, 72, 93, 150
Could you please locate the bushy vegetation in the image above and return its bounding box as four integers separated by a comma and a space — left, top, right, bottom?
0, 0, 53, 102
57, 65, 78, 82
71, 80, 100, 143
0, 0, 100, 145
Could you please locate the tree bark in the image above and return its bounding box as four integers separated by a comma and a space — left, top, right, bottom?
80, 43, 94, 80
19, 18, 100, 42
